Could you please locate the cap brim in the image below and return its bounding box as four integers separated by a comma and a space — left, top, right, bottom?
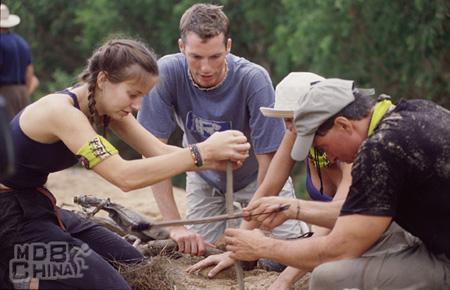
260, 107, 294, 118
291, 133, 314, 161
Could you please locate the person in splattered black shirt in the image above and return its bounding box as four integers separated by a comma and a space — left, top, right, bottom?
341, 98, 450, 258
223, 79, 450, 290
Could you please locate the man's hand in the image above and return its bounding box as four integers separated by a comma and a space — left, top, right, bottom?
169, 226, 214, 256
185, 251, 236, 278
225, 228, 269, 261
243, 196, 296, 230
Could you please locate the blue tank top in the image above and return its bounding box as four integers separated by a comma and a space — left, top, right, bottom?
305, 161, 333, 202
1, 90, 80, 189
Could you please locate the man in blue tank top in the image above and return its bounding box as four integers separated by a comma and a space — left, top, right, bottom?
0, 4, 39, 120
138, 3, 306, 256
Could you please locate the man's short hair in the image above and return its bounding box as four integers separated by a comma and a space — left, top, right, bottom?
316, 90, 375, 136
179, 3, 229, 44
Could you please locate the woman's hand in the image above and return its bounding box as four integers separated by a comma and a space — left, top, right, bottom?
186, 251, 236, 278
197, 130, 250, 168
169, 226, 214, 256
243, 197, 297, 230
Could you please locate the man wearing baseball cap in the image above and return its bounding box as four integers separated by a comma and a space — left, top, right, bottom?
225, 78, 450, 289
0, 3, 39, 120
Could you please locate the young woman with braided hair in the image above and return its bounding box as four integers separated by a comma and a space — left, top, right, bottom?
0, 38, 250, 290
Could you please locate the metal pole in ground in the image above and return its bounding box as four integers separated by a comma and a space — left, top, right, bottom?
226, 162, 245, 290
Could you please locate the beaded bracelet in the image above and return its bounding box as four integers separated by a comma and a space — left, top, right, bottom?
188, 144, 203, 167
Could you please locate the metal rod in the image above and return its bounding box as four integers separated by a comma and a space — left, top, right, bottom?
138, 212, 245, 229
130, 204, 290, 231
226, 162, 245, 290
226, 162, 234, 223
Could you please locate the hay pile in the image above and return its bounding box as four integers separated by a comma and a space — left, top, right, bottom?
116, 255, 310, 290
49, 168, 310, 289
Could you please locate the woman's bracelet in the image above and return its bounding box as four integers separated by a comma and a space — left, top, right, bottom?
188, 144, 203, 167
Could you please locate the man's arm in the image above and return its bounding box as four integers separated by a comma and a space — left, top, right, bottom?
150, 138, 209, 256
25, 64, 39, 95
148, 138, 180, 221
226, 214, 392, 271
297, 198, 344, 229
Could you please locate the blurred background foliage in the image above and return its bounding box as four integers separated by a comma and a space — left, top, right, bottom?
4, 0, 449, 197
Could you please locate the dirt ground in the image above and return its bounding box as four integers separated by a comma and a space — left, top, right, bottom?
47, 166, 182, 220
47, 166, 309, 290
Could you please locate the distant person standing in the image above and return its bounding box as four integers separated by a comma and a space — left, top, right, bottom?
0, 3, 39, 120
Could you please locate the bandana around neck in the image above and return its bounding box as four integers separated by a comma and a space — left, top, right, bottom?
368, 98, 395, 136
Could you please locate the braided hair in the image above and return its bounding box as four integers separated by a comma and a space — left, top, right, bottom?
78, 38, 158, 135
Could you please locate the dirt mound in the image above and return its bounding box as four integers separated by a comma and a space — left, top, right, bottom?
47, 167, 310, 289
118, 255, 310, 290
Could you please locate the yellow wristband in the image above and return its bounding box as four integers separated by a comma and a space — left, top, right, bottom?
76, 135, 118, 169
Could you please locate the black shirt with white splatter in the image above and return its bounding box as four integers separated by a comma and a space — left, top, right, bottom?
341, 99, 450, 257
